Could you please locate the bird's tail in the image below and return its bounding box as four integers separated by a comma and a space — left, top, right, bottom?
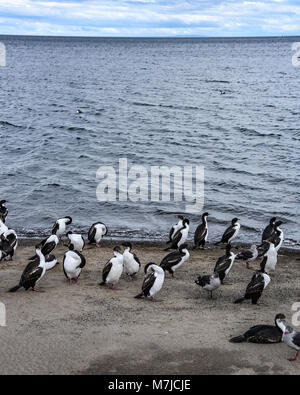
164, 247, 171, 251
9, 284, 21, 293
28, 255, 37, 261
134, 292, 144, 299
229, 335, 246, 343
99, 281, 105, 286
214, 241, 221, 246
234, 297, 245, 304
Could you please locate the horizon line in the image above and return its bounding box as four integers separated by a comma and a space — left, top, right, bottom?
0, 33, 300, 39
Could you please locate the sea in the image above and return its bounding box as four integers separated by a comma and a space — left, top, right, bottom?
0, 35, 299, 246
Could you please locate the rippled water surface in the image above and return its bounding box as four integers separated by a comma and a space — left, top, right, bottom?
0, 36, 299, 245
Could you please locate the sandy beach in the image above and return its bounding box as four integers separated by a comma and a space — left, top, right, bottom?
0, 240, 299, 375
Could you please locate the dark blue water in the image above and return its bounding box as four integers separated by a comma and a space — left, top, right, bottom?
0, 36, 299, 245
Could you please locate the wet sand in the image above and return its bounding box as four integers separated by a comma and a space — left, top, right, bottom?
0, 240, 300, 375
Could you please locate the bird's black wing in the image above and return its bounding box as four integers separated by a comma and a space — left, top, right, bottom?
20, 260, 43, 288
102, 261, 112, 283
171, 227, 184, 248
257, 242, 269, 257
237, 249, 253, 260
75, 251, 86, 269
221, 226, 235, 243
133, 253, 141, 267
245, 274, 264, 297
244, 325, 282, 343
52, 222, 59, 235
42, 241, 56, 256
262, 225, 275, 242
141, 272, 156, 296
168, 225, 175, 242
214, 256, 231, 274
160, 251, 182, 270
194, 224, 207, 244
88, 225, 96, 242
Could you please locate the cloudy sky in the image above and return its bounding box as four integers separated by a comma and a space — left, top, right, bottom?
0, 0, 299, 37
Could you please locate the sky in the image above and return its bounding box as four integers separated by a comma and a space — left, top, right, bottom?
0, 0, 299, 37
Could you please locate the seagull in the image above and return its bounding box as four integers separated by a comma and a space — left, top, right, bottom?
236, 244, 258, 270
195, 272, 221, 299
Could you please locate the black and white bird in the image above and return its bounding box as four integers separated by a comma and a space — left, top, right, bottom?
99, 246, 123, 289
122, 242, 141, 279
234, 269, 271, 305
52, 216, 72, 241
9, 244, 47, 292
216, 218, 240, 245
0, 200, 8, 222
0, 218, 8, 235
260, 241, 277, 273
195, 272, 221, 299
66, 231, 85, 252
262, 217, 276, 242
193, 212, 209, 249
0, 230, 18, 261
135, 263, 165, 302
44, 254, 59, 271
271, 221, 284, 252
282, 325, 300, 362
167, 215, 184, 244
230, 313, 286, 344
88, 222, 108, 247
160, 243, 190, 277
236, 244, 258, 270
29, 234, 59, 261
214, 244, 236, 283
164, 218, 189, 250
63, 248, 86, 285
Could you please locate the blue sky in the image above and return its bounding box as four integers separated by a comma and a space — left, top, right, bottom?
0, 0, 299, 37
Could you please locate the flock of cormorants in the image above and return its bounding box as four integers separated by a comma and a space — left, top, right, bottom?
0, 199, 299, 361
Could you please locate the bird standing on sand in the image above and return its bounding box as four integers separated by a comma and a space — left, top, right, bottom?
236, 244, 258, 270
229, 313, 286, 344
165, 218, 189, 250
67, 231, 85, 252
282, 325, 300, 362
195, 272, 221, 299
88, 222, 108, 247
167, 215, 184, 244
216, 218, 240, 245
234, 269, 270, 305
259, 241, 277, 273
193, 212, 209, 249
122, 242, 141, 280
63, 247, 86, 285
0, 200, 8, 222
52, 216, 72, 241
214, 244, 236, 283
135, 263, 165, 302
9, 244, 47, 292
160, 243, 189, 277
0, 230, 18, 261
99, 246, 123, 289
